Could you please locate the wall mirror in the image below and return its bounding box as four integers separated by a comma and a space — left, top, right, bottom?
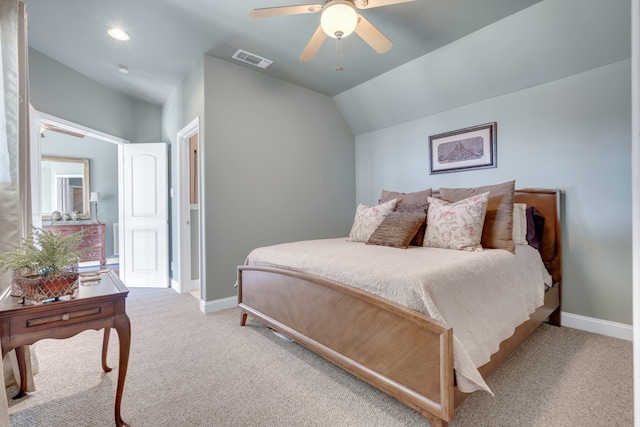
41, 155, 90, 220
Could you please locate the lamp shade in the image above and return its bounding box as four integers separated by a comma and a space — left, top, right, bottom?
321, 1, 358, 39
90, 192, 100, 202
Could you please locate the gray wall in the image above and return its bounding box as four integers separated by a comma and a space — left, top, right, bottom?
335, 0, 632, 325
163, 58, 204, 283
40, 132, 119, 257
162, 55, 355, 302
29, 48, 162, 142
196, 55, 355, 301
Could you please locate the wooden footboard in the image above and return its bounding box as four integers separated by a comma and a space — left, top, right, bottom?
238, 266, 456, 425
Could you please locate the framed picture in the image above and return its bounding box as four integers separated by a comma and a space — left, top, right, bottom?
429, 122, 497, 174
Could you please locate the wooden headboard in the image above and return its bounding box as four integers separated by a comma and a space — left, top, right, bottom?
513, 188, 562, 286
431, 187, 562, 285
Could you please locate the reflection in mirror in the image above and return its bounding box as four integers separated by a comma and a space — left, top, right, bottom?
41, 156, 90, 220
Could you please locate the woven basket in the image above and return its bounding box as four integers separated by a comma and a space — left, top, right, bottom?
12, 265, 79, 303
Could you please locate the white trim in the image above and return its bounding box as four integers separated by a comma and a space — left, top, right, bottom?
29, 105, 42, 228
39, 112, 128, 145
561, 312, 633, 341
170, 277, 180, 293
113, 223, 119, 255
200, 296, 237, 314
631, 1, 640, 424
191, 279, 200, 291
176, 117, 200, 295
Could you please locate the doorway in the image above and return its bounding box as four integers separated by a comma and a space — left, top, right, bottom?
34, 111, 169, 287
176, 118, 202, 299
35, 111, 126, 270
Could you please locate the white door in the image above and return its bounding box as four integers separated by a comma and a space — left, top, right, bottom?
119, 143, 168, 287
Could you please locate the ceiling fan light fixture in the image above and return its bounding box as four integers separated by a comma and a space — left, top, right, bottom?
108, 27, 131, 41
321, 1, 358, 39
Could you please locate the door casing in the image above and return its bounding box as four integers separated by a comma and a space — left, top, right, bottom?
176, 117, 202, 297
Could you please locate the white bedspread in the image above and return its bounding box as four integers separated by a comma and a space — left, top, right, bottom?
245, 238, 552, 393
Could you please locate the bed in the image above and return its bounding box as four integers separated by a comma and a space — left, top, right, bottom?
237, 188, 561, 426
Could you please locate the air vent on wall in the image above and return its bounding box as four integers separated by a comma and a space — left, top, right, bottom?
232, 49, 273, 69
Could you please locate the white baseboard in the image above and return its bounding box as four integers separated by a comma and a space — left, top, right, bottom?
200, 296, 237, 314
170, 278, 180, 293
561, 311, 632, 341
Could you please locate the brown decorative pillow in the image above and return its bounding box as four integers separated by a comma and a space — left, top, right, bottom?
380, 188, 432, 246
439, 180, 516, 253
380, 188, 432, 205
395, 203, 428, 246
366, 211, 428, 249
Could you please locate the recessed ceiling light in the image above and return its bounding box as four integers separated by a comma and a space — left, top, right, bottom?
108, 27, 131, 41
117, 64, 130, 74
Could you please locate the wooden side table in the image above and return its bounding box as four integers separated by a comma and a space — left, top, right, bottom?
0, 270, 131, 427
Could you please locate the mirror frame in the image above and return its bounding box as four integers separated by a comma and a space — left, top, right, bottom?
41, 155, 90, 220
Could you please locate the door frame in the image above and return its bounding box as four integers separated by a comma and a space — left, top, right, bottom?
35, 111, 128, 264
631, 0, 639, 418
176, 117, 201, 295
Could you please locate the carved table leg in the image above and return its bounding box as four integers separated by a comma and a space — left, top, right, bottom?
102, 328, 113, 372
13, 346, 27, 399
114, 312, 131, 427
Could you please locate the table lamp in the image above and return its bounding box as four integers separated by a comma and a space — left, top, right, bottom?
90, 192, 100, 223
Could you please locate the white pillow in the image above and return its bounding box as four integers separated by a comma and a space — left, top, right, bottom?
423, 192, 489, 251
348, 198, 398, 242
512, 203, 527, 245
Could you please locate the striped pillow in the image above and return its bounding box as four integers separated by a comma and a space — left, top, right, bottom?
394, 203, 429, 246
366, 211, 428, 249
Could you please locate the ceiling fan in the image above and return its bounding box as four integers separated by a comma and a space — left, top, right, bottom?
249, 0, 415, 61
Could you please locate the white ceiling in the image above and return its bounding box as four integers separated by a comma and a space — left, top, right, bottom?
22, 0, 541, 105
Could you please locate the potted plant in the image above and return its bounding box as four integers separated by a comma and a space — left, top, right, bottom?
0, 227, 84, 303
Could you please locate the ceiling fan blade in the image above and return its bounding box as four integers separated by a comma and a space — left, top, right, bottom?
300, 25, 327, 61
249, 4, 323, 18
355, 0, 415, 9
354, 14, 392, 54
41, 123, 85, 139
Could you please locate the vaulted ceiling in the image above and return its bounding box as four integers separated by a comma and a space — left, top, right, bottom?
22, 0, 541, 105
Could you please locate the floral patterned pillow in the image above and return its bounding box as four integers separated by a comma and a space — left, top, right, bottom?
423, 192, 490, 251
348, 198, 398, 242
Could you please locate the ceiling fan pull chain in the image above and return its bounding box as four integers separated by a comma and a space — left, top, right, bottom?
335, 33, 344, 72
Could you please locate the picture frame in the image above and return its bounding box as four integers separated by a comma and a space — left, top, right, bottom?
429, 122, 497, 174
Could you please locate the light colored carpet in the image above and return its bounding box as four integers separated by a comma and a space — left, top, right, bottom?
6, 288, 633, 426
